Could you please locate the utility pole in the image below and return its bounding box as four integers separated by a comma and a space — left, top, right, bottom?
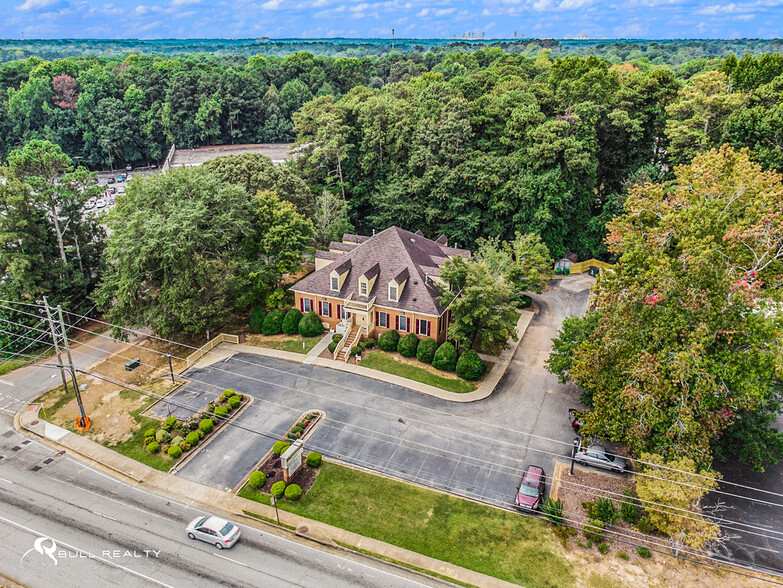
167, 353, 175, 385
57, 304, 87, 429
392, 28, 395, 51
43, 297, 70, 397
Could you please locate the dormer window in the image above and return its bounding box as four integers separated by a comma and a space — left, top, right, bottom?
389, 284, 398, 302
330, 276, 339, 291
360, 280, 368, 296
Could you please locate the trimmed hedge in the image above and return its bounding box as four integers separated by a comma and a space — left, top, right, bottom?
155, 429, 171, 443
249, 307, 267, 333
248, 471, 266, 489
222, 388, 236, 399
350, 345, 362, 356
456, 349, 486, 381
171, 435, 184, 446
432, 342, 458, 371
363, 338, 376, 349
307, 452, 322, 467
228, 396, 241, 409
284, 484, 303, 501
164, 416, 178, 430
214, 405, 229, 418
181, 442, 191, 451
282, 309, 303, 335
378, 329, 400, 351
397, 333, 419, 357
416, 338, 438, 364
185, 431, 200, 446
144, 428, 156, 438
332, 333, 343, 343
271, 481, 286, 498
273, 441, 291, 456
327, 342, 337, 353
146, 441, 160, 453
298, 311, 324, 337
199, 419, 214, 434
262, 308, 286, 335
168, 445, 182, 459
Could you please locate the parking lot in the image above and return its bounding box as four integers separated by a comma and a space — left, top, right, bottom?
84, 166, 159, 215
160, 279, 593, 508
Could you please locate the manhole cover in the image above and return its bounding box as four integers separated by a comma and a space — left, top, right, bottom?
297, 526, 309, 534
31, 420, 39, 425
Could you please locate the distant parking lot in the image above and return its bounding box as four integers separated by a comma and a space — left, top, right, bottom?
84, 166, 159, 215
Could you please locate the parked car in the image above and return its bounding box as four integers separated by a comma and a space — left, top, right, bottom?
95, 197, 106, 209
108, 196, 115, 206
515, 465, 546, 511
573, 443, 628, 473
116, 174, 126, 182
106, 177, 115, 184
186, 515, 241, 549
125, 164, 133, 171
568, 408, 585, 434
84, 199, 95, 210
108, 187, 117, 194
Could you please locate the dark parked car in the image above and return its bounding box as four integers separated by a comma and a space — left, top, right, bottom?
573, 443, 628, 473
568, 408, 584, 433
106, 177, 115, 184
514, 465, 546, 511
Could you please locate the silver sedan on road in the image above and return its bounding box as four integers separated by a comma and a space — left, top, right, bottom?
186, 515, 241, 549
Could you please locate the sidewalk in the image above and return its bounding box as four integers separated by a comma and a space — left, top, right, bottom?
16, 403, 520, 588
190, 308, 535, 403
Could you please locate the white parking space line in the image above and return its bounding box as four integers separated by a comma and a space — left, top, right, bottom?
0, 379, 15, 387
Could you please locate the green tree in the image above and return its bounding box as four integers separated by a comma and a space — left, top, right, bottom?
313, 190, 354, 247
438, 256, 518, 352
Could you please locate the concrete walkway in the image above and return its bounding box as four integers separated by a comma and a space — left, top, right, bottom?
190, 309, 535, 403
16, 403, 520, 588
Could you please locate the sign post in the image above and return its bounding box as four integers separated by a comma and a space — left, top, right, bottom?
270, 495, 280, 525
281, 440, 304, 484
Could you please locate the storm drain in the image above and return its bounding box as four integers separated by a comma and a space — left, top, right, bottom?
21, 440, 30, 445
1, 430, 14, 438
10, 446, 20, 451
30, 466, 41, 472
43, 458, 53, 464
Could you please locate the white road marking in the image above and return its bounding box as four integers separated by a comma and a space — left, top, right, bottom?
213, 552, 249, 567
0, 512, 176, 588
0, 379, 15, 387
0, 477, 14, 484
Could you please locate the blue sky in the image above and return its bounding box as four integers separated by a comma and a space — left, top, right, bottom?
3, 0, 782, 39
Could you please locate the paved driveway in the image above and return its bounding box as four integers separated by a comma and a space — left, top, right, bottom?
168, 279, 592, 507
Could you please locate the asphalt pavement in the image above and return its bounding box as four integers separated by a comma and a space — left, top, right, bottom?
0, 422, 454, 588
167, 279, 593, 506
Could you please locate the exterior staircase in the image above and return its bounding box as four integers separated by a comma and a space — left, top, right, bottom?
336, 324, 361, 362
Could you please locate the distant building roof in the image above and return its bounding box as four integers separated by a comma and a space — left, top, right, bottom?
293, 226, 470, 316
168, 143, 298, 168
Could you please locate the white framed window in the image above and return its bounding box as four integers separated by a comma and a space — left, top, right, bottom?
360, 280, 368, 296
331, 276, 339, 291
417, 319, 429, 336
377, 311, 388, 328
389, 284, 397, 302
320, 300, 331, 317
398, 315, 408, 332
302, 298, 312, 313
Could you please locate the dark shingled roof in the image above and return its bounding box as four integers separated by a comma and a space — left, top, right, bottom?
333, 258, 352, 274
362, 262, 380, 280
293, 226, 470, 316
315, 250, 341, 262
328, 241, 357, 252
342, 233, 371, 244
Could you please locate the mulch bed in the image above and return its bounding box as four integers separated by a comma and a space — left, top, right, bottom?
253, 452, 320, 494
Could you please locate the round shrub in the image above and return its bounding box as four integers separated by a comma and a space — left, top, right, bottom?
287, 432, 299, 440
248, 471, 267, 489
282, 309, 304, 335
155, 429, 171, 443
307, 452, 322, 467
270, 481, 286, 498
397, 333, 419, 357
262, 308, 285, 335
292, 423, 306, 434
186, 431, 200, 446
378, 329, 400, 351
298, 310, 324, 337
214, 405, 229, 418
181, 442, 191, 451
222, 388, 236, 399
416, 338, 438, 364
164, 416, 178, 430
350, 345, 362, 356
199, 419, 214, 434
456, 349, 486, 381
327, 342, 337, 353
273, 441, 290, 456
637, 547, 652, 558
171, 435, 184, 446
284, 484, 303, 501
168, 445, 183, 459
146, 441, 160, 453
432, 342, 458, 371
144, 428, 156, 438
144, 436, 154, 445
228, 396, 241, 409
249, 306, 267, 334
363, 337, 376, 349
197, 429, 205, 439
332, 333, 343, 343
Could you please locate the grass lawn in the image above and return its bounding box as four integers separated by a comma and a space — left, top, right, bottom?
245, 334, 322, 354
238, 462, 574, 587
102, 407, 174, 472
359, 351, 478, 393
0, 359, 29, 377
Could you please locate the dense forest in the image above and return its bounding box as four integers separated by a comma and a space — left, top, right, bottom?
2, 48, 783, 259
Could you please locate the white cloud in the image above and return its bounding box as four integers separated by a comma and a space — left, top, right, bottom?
171, 0, 201, 5
417, 7, 429, 15
434, 7, 454, 15
557, 0, 594, 9
262, 0, 284, 8
15, 0, 64, 12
